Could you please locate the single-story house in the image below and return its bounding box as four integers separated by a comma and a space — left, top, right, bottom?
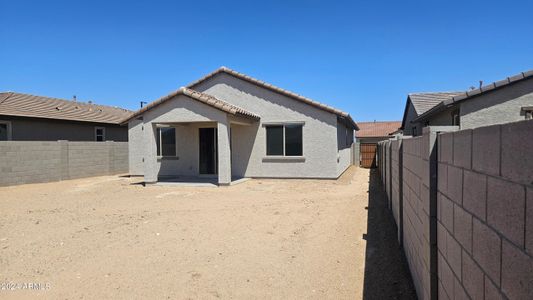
400, 92, 463, 136
0, 92, 131, 141
355, 121, 401, 168
401, 69, 533, 136
122, 67, 358, 185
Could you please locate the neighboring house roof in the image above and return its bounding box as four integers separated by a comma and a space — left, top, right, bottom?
414, 69, 533, 122
122, 87, 260, 123
408, 92, 464, 115
0, 92, 133, 124
400, 92, 462, 129
355, 121, 401, 138
186, 67, 358, 130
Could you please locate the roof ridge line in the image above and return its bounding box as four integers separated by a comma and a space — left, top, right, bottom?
1, 91, 133, 112
182, 87, 258, 115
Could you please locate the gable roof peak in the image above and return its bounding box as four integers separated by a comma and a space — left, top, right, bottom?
187, 67, 358, 129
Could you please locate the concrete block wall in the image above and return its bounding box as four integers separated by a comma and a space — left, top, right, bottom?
402, 134, 433, 300
391, 140, 401, 229
377, 119, 533, 300
0, 141, 128, 187
436, 120, 533, 300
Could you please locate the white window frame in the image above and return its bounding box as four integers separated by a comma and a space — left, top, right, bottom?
263, 122, 304, 157
95, 126, 106, 142
156, 126, 178, 158
0, 120, 12, 141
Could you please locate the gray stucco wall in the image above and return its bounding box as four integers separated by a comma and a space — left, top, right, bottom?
140, 94, 228, 183
336, 120, 353, 176
193, 73, 346, 179
460, 77, 533, 129
425, 108, 455, 126
128, 118, 144, 175
0, 115, 128, 141
129, 73, 353, 180
402, 102, 420, 136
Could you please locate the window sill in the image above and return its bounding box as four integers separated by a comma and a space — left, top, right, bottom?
157, 156, 179, 161
262, 156, 305, 162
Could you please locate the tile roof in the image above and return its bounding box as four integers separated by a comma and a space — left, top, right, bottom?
414, 69, 533, 122
121, 87, 260, 123
187, 67, 358, 130
355, 121, 402, 138
0, 92, 133, 124
408, 92, 463, 115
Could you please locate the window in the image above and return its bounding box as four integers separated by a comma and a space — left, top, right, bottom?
266, 124, 303, 156
95, 127, 105, 142
345, 126, 353, 146
522, 106, 533, 120
0, 121, 11, 141
156, 127, 176, 157
452, 110, 460, 126
412, 126, 417, 137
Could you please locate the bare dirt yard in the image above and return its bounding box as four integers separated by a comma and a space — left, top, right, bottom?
0, 167, 415, 299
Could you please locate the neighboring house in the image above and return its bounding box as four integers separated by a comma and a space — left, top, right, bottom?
122, 67, 358, 185
400, 92, 462, 136
0, 92, 131, 141
402, 69, 533, 136
355, 121, 401, 168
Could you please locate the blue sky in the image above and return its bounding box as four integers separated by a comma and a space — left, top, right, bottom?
1, 0, 532, 122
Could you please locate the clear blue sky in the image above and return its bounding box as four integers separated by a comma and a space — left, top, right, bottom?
1, 0, 532, 122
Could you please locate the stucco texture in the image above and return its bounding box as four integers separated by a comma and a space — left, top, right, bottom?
129, 72, 354, 181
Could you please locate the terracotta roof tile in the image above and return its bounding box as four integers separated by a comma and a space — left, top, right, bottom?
122, 87, 260, 123
355, 121, 401, 138
0, 92, 133, 124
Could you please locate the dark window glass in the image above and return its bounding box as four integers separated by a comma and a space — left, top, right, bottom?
266, 126, 283, 155
157, 127, 176, 156
0, 124, 7, 141
452, 110, 460, 126
285, 124, 302, 156
95, 128, 105, 142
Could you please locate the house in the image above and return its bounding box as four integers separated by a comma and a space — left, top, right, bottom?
0, 92, 131, 141
401, 69, 533, 136
122, 67, 358, 185
400, 92, 462, 136
355, 121, 401, 168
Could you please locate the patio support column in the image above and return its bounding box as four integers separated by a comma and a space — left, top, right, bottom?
143, 122, 158, 183
217, 118, 231, 186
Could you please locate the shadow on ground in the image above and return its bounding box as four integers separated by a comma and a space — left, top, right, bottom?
362, 169, 417, 300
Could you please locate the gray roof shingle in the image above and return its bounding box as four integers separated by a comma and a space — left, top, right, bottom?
408, 92, 463, 115
0, 92, 133, 124
413, 69, 533, 122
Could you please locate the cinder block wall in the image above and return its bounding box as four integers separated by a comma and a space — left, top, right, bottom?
402, 134, 433, 300
377, 119, 533, 300
436, 121, 533, 300
0, 141, 128, 187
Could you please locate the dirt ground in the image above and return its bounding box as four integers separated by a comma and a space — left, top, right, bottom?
0, 167, 415, 299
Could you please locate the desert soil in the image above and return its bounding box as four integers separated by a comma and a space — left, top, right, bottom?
0, 167, 415, 299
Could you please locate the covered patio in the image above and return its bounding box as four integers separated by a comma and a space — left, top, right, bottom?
138, 88, 260, 186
